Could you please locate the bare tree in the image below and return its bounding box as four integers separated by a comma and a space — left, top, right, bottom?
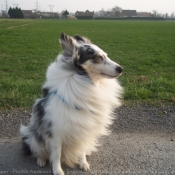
95, 6, 122, 18
162, 13, 165, 18
171, 12, 174, 18
94, 11, 100, 17
99, 8, 107, 18
94, 8, 107, 18
165, 13, 169, 18
111, 6, 122, 12
110, 6, 122, 18
152, 10, 158, 17
157, 12, 163, 17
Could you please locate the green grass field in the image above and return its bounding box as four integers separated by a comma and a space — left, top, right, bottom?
0, 19, 175, 109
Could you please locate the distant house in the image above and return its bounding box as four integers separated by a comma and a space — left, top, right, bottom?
22, 10, 33, 18
122, 10, 137, 17
95, 10, 122, 18
137, 12, 152, 17
75, 10, 94, 19
39, 12, 58, 18
2, 11, 9, 18
22, 10, 59, 19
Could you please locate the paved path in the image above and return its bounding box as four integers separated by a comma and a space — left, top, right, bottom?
0, 104, 175, 175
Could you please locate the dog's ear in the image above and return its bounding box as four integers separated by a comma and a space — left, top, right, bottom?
74, 34, 92, 44
60, 33, 78, 57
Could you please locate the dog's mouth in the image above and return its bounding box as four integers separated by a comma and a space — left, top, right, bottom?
100, 73, 120, 79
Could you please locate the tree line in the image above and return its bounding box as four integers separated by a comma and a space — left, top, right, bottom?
6, 5, 174, 19
8, 7, 24, 18
7, 7, 69, 19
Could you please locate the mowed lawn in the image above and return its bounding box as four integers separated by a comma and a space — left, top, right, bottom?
0, 19, 175, 109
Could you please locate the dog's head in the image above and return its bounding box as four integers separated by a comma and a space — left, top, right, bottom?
60, 33, 123, 83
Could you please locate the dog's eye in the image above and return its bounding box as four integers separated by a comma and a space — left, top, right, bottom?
93, 56, 103, 64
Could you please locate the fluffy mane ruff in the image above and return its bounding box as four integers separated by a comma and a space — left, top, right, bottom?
42, 55, 123, 167
20, 33, 123, 174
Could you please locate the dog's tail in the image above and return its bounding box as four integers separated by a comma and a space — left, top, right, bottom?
20, 125, 32, 156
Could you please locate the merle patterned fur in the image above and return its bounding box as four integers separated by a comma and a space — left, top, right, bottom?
22, 88, 53, 155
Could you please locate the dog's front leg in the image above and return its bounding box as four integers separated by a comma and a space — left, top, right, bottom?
50, 139, 64, 175
79, 152, 90, 171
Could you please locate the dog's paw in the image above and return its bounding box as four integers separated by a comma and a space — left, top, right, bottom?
53, 169, 65, 175
79, 161, 90, 171
37, 157, 46, 167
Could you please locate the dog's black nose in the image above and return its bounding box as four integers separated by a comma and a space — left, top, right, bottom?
116, 66, 123, 73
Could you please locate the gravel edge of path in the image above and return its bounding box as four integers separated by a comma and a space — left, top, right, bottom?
0, 104, 175, 138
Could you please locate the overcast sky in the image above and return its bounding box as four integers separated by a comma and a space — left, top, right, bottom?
2, 0, 175, 14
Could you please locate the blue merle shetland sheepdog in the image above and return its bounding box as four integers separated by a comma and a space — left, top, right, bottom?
20, 33, 123, 175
